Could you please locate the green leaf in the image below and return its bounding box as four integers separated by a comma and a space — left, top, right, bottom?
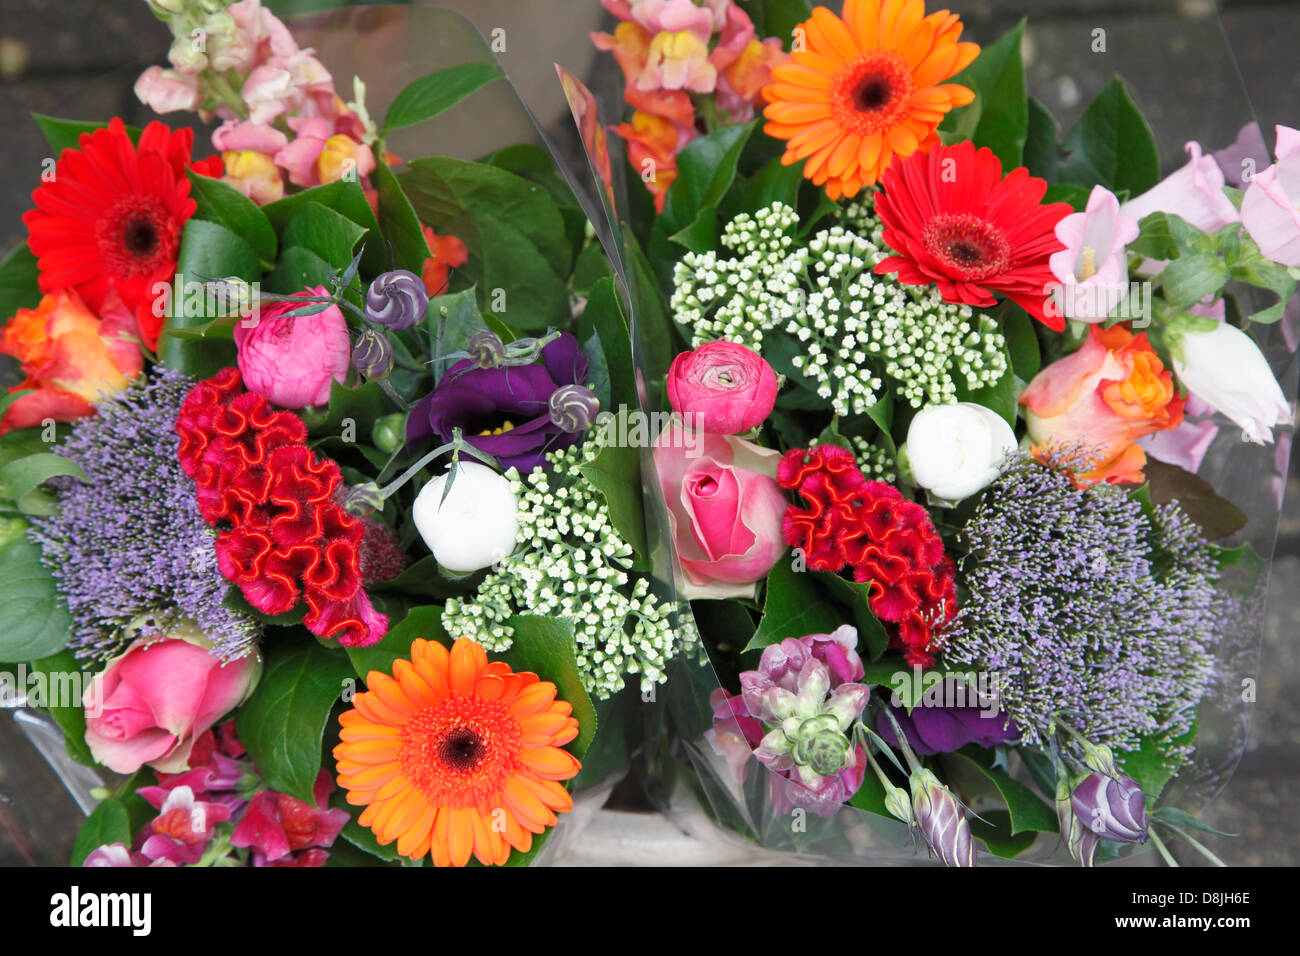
346, 604, 447, 680
999, 301, 1041, 381
504, 614, 598, 757
580, 412, 648, 564
579, 277, 637, 413
0, 452, 84, 515
1130, 211, 1175, 260
816, 573, 889, 660
26, 649, 95, 766
1224, 231, 1297, 324
71, 797, 131, 866
237, 639, 352, 804
744, 555, 846, 651
1059, 77, 1160, 198
383, 63, 504, 133
727, 155, 806, 219
950, 751, 1058, 835
302, 379, 388, 440
1142, 459, 1247, 540
625, 237, 680, 384
740, 0, 813, 49
940, 21, 1028, 172
847, 767, 890, 817
159, 219, 258, 376
1117, 735, 1180, 801
187, 170, 277, 265
263, 178, 386, 277
1149, 806, 1235, 837
1158, 254, 1229, 311
401, 158, 570, 330
661, 122, 756, 250
0, 243, 42, 323
32, 114, 140, 155
373, 157, 432, 275
1022, 96, 1061, 184
263, 246, 335, 293
0, 536, 72, 663
281, 201, 368, 271
969, 809, 1039, 858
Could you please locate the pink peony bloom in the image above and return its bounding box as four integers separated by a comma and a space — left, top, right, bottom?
83, 629, 260, 775
233, 286, 351, 408
1241, 125, 1300, 267
230, 770, 348, 864
134, 66, 201, 114
654, 424, 788, 599
1048, 185, 1140, 322
667, 340, 778, 434
1121, 141, 1240, 236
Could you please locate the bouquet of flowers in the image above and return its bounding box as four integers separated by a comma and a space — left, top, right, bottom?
0, 1, 688, 868
573, 0, 1297, 865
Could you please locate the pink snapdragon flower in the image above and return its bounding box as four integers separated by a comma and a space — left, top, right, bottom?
137, 785, 233, 865
230, 770, 348, 865
134, 66, 202, 114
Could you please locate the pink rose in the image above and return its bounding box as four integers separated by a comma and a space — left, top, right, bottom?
654, 423, 787, 598
1241, 125, 1300, 267
667, 340, 778, 434
234, 286, 350, 408
84, 630, 260, 775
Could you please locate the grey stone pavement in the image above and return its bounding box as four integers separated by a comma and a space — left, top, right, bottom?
1, 0, 1297, 866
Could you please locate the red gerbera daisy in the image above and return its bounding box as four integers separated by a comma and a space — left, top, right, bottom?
23, 118, 214, 351
873, 140, 1073, 330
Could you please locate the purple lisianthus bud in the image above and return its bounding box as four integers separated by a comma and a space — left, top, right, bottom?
352, 328, 394, 380
468, 329, 506, 369
365, 269, 428, 331
911, 768, 975, 867
1057, 777, 1100, 867
1071, 772, 1148, 844
548, 384, 600, 433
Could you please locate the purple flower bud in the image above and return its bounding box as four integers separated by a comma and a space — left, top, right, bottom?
548, 384, 600, 433
1071, 772, 1148, 844
468, 329, 506, 369
352, 328, 394, 380
365, 269, 428, 330
911, 768, 975, 867
1057, 784, 1100, 867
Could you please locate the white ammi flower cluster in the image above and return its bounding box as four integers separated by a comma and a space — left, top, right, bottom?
441, 444, 680, 700
671, 202, 1009, 415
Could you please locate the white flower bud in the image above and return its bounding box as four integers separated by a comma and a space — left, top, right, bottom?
412, 461, 519, 573
1172, 320, 1291, 444
905, 402, 1017, 502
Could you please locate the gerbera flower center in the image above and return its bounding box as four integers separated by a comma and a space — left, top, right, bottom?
96, 195, 180, 277
399, 696, 522, 808
921, 213, 1012, 281
831, 51, 916, 136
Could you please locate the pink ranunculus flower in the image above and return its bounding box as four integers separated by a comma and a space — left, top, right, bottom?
1241, 125, 1300, 267
234, 286, 351, 408
83, 627, 260, 775
1048, 185, 1140, 322
654, 423, 787, 599
1121, 141, 1240, 236
134, 66, 201, 114
667, 340, 778, 434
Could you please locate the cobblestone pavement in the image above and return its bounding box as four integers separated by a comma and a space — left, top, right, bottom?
1, 0, 1297, 866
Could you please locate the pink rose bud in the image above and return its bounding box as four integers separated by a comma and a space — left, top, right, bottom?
667, 340, 778, 434
83, 626, 260, 775
654, 423, 787, 598
234, 286, 351, 408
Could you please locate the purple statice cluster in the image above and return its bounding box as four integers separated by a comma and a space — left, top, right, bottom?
942, 450, 1217, 763
28, 367, 260, 661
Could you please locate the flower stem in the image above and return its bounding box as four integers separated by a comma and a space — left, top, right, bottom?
1149, 829, 1180, 867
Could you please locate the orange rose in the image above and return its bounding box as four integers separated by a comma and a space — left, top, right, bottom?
0, 288, 143, 434
1020, 325, 1185, 485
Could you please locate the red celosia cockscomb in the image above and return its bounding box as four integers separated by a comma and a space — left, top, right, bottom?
23, 118, 220, 351
175, 368, 387, 647
779, 444, 956, 666
873, 140, 1074, 330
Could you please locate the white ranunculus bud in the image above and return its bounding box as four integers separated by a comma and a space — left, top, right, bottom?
1170, 320, 1291, 444
904, 402, 1017, 502
412, 461, 519, 573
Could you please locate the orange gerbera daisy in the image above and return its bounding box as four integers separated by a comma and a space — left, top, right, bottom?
334, 637, 581, 867
761, 0, 980, 199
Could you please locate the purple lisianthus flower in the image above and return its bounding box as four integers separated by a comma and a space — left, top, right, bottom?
877, 678, 1019, 756
407, 331, 589, 472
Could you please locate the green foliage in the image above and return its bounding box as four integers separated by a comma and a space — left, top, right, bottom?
0, 537, 73, 663
1059, 77, 1160, 198
940, 21, 1028, 172
383, 63, 503, 133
